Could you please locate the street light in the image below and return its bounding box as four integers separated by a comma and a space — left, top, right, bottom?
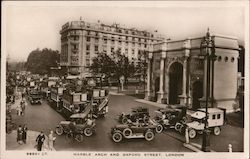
200, 28, 216, 152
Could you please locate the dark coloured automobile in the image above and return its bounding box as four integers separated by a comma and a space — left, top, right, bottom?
110, 123, 157, 143
153, 105, 187, 133
118, 106, 150, 124
55, 105, 96, 141
28, 91, 42, 105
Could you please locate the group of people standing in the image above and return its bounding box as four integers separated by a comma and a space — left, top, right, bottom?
17, 124, 28, 144
35, 131, 56, 151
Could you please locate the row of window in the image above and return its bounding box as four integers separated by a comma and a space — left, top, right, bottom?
86, 35, 152, 43
85, 29, 154, 38
217, 56, 235, 63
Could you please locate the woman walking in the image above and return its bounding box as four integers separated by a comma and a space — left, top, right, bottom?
48, 130, 56, 151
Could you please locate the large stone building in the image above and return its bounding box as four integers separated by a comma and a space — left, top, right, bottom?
145, 30, 240, 111
60, 20, 164, 77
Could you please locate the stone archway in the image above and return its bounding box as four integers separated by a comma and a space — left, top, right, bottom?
192, 80, 203, 110
168, 62, 183, 104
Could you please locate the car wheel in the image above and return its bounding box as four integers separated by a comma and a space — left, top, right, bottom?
181, 117, 187, 124
189, 129, 196, 139
65, 132, 73, 141
213, 126, 221, 135
55, 126, 64, 135
121, 117, 128, 124
155, 124, 163, 133
145, 130, 155, 141
123, 128, 132, 138
175, 123, 182, 132
75, 134, 84, 142
112, 132, 123, 143
84, 127, 93, 137
143, 116, 149, 123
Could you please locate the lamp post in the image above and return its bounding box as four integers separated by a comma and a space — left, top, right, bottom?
200, 28, 216, 152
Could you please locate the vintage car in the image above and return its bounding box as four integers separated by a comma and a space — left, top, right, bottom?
153, 105, 187, 133
118, 106, 150, 124
28, 91, 42, 105
55, 106, 96, 138
110, 122, 157, 143
186, 108, 226, 138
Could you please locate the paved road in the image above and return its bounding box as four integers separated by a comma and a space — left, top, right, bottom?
54, 94, 191, 152
8, 93, 243, 152
8, 94, 190, 152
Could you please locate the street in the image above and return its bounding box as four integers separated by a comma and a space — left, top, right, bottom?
7, 92, 244, 152
8, 93, 190, 152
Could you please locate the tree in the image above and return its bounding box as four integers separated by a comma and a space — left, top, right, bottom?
135, 50, 148, 90
89, 52, 116, 85
26, 48, 60, 75
112, 51, 136, 85
90, 51, 136, 87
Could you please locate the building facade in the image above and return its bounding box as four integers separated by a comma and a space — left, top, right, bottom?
60, 20, 164, 77
145, 31, 240, 111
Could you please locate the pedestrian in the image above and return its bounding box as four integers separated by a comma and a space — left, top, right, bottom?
36, 131, 45, 151
16, 104, 22, 116
22, 124, 28, 144
21, 100, 26, 115
48, 130, 56, 151
17, 125, 23, 144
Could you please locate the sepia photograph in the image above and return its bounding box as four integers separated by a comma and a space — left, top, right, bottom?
1, 1, 249, 159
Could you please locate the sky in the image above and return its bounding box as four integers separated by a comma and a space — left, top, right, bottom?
2, 1, 248, 62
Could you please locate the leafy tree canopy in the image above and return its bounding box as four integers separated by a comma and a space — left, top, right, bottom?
26, 48, 59, 75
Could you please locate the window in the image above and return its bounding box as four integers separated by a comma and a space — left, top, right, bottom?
138, 38, 141, 42
225, 56, 228, 62
86, 45, 90, 51
217, 114, 221, 119
126, 42, 128, 46
87, 37, 90, 42
212, 114, 216, 120
132, 37, 135, 41
111, 37, 115, 44
132, 42, 135, 46
86, 59, 90, 67
132, 49, 135, 55
72, 44, 78, 50
86, 51, 90, 55
145, 44, 147, 48
95, 45, 98, 51
73, 36, 79, 41
119, 40, 122, 45
111, 47, 114, 52
218, 56, 222, 61
103, 37, 107, 44
231, 57, 235, 62
95, 38, 98, 43
125, 49, 128, 54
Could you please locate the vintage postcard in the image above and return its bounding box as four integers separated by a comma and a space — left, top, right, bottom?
1, 1, 249, 159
